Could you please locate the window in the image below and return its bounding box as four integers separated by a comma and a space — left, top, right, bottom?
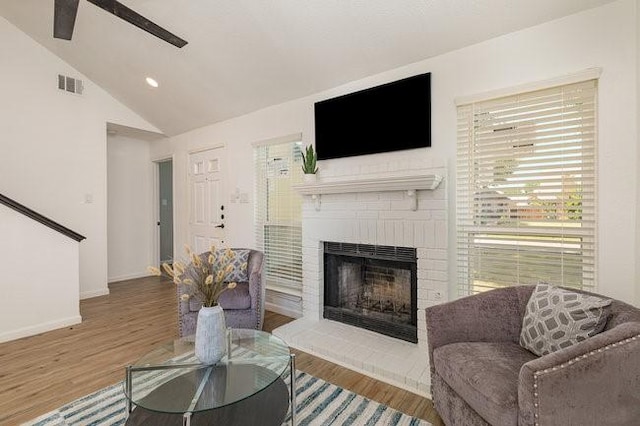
457, 79, 597, 295
254, 135, 304, 296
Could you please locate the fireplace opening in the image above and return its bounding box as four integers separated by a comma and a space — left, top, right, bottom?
323, 242, 417, 343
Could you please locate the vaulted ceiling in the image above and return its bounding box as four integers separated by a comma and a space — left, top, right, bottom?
0, 0, 616, 136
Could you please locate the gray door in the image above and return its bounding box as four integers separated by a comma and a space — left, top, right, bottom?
159, 160, 173, 263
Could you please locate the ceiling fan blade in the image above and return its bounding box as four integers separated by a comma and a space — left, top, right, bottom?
86, 0, 188, 48
53, 0, 80, 40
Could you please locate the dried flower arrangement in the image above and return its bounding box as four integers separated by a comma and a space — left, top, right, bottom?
149, 245, 247, 308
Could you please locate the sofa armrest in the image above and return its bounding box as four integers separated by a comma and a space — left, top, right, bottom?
518, 322, 640, 426
426, 287, 527, 373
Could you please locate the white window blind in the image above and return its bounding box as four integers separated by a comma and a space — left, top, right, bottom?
457, 79, 597, 296
255, 140, 304, 296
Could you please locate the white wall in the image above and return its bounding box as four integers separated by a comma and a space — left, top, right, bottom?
0, 205, 81, 343
151, 0, 639, 305
0, 17, 161, 299
107, 135, 154, 282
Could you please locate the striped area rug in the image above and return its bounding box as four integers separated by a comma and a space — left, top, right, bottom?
23, 371, 430, 426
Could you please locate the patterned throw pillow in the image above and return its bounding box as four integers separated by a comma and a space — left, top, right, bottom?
217, 249, 250, 283
519, 283, 611, 356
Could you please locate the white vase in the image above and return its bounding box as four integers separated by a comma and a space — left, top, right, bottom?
304, 173, 317, 183
195, 305, 227, 364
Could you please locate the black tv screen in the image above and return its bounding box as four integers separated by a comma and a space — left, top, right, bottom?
314, 73, 431, 160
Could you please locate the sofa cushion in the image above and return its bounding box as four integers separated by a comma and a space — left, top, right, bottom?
433, 342, 537, 426
218, 282, 251, 310
519, 283, 611, 356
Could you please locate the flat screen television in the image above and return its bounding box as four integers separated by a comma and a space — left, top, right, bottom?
314, 72, 431, 160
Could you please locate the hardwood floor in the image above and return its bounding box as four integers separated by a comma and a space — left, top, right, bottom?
0, 277, 443, 425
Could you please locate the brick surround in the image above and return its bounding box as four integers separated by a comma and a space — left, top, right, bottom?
274, 158, 447, 396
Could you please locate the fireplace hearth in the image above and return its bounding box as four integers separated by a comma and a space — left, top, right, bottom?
323, 242, 417, 343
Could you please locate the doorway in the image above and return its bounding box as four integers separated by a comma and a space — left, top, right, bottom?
188, 147, 226, 253
157, 159, 174, 264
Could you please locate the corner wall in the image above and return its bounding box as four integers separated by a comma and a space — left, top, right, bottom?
0, 17, 161, 299
152, 0, 639, 305
0, 205, 81, 342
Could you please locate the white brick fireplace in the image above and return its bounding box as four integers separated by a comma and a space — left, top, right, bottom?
273, 157, 447, 396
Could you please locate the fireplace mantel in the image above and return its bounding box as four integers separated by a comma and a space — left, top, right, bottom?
294, 173, 443, 211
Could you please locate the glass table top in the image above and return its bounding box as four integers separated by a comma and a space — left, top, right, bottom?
124, 329, 291, 414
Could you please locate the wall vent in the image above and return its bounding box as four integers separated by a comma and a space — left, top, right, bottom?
57, 74, 84, 95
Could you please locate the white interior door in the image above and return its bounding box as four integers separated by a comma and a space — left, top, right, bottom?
188, 147, 226, 254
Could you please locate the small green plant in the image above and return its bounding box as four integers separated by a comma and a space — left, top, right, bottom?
301, 144, 318, 174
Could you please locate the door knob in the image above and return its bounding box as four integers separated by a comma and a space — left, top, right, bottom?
215, 223, 225, 229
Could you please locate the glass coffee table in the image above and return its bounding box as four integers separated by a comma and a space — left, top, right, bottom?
123, 329, 296, 426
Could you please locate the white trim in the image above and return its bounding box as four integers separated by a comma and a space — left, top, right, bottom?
266, 302, 303, 319
251, 132, 303, 147
455, 68, 603, 106
80, 288, 110, 299
188, 142, 225, 154
294, 173, 442, 195
294, 173, 442, 210
108, 271, 151, 283
150, 153, 173, 163
0, 315, 83, 344
266, 283, 303, 297
266, 288, 303, 318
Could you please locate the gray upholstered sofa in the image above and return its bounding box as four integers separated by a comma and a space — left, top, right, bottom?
425, 285, 640, 426
177, 249, 265, 336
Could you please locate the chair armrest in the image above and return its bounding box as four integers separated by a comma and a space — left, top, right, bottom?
518, 322, 640, 426
248, 266, 262, 309
176, 283, 187, 315
426, 287, 527, 373
176, 283, 191, 336
247, 250, 265, 329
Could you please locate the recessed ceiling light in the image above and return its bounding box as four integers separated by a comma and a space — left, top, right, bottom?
145, 77, 159, 88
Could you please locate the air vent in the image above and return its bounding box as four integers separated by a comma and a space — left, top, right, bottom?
57, 74, 84, 95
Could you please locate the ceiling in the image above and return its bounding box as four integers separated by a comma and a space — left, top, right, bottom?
0, 0, 616, 136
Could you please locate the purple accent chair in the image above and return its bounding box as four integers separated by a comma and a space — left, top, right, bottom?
425, 285, 640, 426
177, 249, 265, 336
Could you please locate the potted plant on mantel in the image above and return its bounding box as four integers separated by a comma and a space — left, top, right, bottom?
301, 144, 319, 183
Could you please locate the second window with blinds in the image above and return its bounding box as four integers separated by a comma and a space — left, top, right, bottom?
457, 79, 597, 296
254, 137, 304, 297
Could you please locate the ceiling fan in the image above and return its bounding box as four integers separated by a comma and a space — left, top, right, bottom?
53, 0, 188, 48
